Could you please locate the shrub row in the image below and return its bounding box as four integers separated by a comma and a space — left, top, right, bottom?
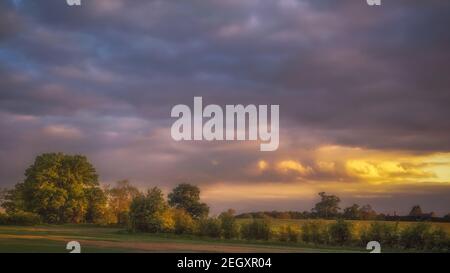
0, 211, 41, 226
128, 209, 449, 251
298, 220, 449, 251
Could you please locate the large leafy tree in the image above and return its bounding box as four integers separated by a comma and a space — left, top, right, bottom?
312, 192, 341, 218
168, 183, 209, 219
5, 153, 102, 223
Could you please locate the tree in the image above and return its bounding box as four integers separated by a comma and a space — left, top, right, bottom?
168, 184, 209, 219
444, 213, 450, 221
198, 217, 222, 238
0, 188, 9, 211
4, 153, 101, 223
328, 219, 353, 245
108, 180, 140, 225
85, 186, 112, 224
129, 187, 168, 232
172, 208, 196, 234
409, 205, 423, 218
219, 209, 239, 239
343, 204, 360, 220
2, 184, 26, 214
0, 188, 6, 206
312, 192, 340, 218
359, 204, 377, 220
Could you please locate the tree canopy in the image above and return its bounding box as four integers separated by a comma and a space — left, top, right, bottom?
108, 180, 140, 225
129, 187, 168, 232
3, 153, 103, 223
168, 183, 209, 219
312, 192, 341, 218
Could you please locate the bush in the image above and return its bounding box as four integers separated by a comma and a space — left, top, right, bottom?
117, 211, 130, 227
129, 188, 168, 233
360, 222, 399, 248
278, 225, 299, 243
301, 220, 328, 245
198, 217, 222, 238
219, 210, 240, 239
0, 211, 41, 226
425, 227, 449, 251
240, 218, 272, 241
160, 209, 175, 233
172, 209, 196, 234
400, 222, 431, 250
328, 219, 353, 245
0, 213, 7, 225
399, 222, 450, 251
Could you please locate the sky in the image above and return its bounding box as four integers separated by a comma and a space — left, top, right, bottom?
0, 0, 449, 215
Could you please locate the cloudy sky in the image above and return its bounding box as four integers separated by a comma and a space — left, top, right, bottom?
1, 0, 449, 215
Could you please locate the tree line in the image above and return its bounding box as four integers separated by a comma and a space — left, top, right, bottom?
0, 153, 449, 226
0, 153, 210, 228
237, 192, 450, 223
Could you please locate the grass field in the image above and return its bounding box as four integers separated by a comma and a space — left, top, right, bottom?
0, 219, 448, 253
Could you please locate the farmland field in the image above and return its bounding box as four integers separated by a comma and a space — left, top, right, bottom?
0, 219, 449, 253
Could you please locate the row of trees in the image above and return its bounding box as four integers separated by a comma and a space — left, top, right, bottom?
0, 153, 448, 227
236, 192, 450, 222
0, 153, 209, 226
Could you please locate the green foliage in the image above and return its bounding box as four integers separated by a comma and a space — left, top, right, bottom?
198, 217, 222, 238
4, 153, 102, 224
172, 208, 196, 234
301, 221, 327, 244
85, 187, 111, 225
219, 209, 240, 239
328, 219, 353, 245
168, 184, 209, 219
129, 187, 168, 233
425, 227, 449, 251
240, 218, 272, 241
278, 225, 299, 243
312, 192, 340, 218
2, 184, 26, 214
400, 222, 433, 250
300, 220, 328, 245
107, 180, 140, 226
0, 211, 41, 226
360, 221, 399, 248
